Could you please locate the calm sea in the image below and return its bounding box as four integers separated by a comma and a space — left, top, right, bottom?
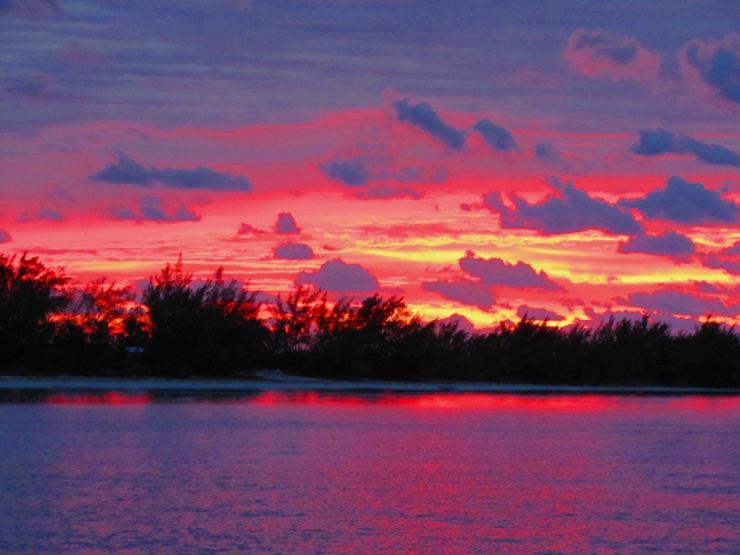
1, 390, 740, 554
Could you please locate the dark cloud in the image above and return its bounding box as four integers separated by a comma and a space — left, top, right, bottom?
700, 253, 740, 275
459, 251, 563, 291
617, 231, 696, 259
695, 281, 723, 295
699, 241, 740, 275
617, 290, 736, 318
320, 144, 447, 188
631, 129, 740, 167
422, 279, 495, 311
93, 153, 150, 185
720, 241, 740, 257
393, 98, 465, 150
296, 259, 379, 293
111, 197, 200, 223
273, 242, 314, 260
91, 153, 252, 191
621, 176, 739, 224
319, 159, 369, 186
516, 305, 565, 321
19, 206, 64, 222
534, 142, 558, 162
274, 212, 300, 234
0, 229, 12, 243
353, 186, 423, 200
685, 41, 740, 105
484, 177, 643, 236
472, 119, 518, 152
237, 223, 267, 235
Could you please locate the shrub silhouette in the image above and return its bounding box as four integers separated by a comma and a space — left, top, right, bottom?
0, 253, 70, 371
143, 256, 267, 376
1, 251, 739, 388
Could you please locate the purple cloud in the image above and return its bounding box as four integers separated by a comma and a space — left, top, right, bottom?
353, 186, 423, 200
237, 223, 267, 235
617, 231, 696, 260
274, 212, 300, 234
517, 305, 565, 321
621, 176, 739, 225
0, 229, 12, 243
19, 206, 64, 222
320, 159, 369, 186
393, 98, 465, 150
485, 177, 643, 236
699, 242, 740, 275
460, 251, 563, 291
564, 29, 661, 84
631, 130, 740, 167
422, 279, 495, 311
111, 197, 199, 223
534, 142, 558, 162
91, 153, 252, 191
320, 143, 447, 188
273, 242, 314, 260
472, 119, 518, 152
435, 313, 475, 334
617, 290, 737, 318
684, 35, 740, 105
295, 259, 379, 293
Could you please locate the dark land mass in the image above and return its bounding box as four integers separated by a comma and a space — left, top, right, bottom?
2, 253, 740, 389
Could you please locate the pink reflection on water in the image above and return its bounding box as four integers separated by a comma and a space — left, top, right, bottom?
252, 390, 620, 411
5, 389, 738, 554
45, 392, 150, 404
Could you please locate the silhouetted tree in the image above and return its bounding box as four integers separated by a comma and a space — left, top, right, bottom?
143, 257, 267, 376
2, 251, 740, 388
0, 253, 70, 369
50, 278, 136, 373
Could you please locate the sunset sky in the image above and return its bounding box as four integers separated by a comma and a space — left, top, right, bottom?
2, 0, 740, 331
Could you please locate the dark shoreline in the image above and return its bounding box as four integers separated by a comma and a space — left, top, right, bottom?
3, 375, 740, 397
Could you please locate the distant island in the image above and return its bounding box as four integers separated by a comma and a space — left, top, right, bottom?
1, 252, 739, 388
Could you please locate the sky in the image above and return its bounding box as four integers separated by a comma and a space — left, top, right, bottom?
2, 0, 740, 331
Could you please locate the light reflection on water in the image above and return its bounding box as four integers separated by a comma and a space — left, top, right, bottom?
1, 390, 740, 554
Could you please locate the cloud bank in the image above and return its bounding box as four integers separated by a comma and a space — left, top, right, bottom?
632, 129, 740, 167
422, 279, 495, 311
621, 176, 739, 224
617, 231, 696, 260
111, 197, 200, 222
91, 153, 252, 191
485, 177, 643, 236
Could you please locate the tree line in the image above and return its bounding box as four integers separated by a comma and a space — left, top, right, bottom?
1, 252, 739, 387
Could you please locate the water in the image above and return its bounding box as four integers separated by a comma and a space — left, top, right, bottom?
2, 390, 740, 554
